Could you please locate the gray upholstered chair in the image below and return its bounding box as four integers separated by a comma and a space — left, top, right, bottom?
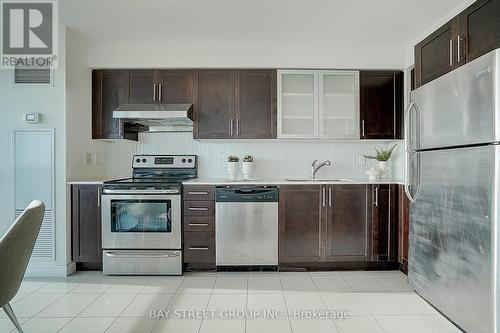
0, 200, 45, 333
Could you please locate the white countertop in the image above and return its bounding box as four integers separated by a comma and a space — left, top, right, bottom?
67, 179, 110, 185
182, 178, 404, 186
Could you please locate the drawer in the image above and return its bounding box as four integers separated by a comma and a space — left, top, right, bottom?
184, 232, 215, 264
184, 216, 215, 232
183, 186, 215, 201
184, 201, 214, 216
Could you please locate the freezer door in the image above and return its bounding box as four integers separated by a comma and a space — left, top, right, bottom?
408, 145, 499, 333
411, 48, 499, 149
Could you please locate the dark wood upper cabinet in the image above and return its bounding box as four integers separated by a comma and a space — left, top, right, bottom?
71, 184, 102, 264
127, 70, 156, 104
193, 70, 235, 139
415, 0, 500, 88
158, 70, 193, 104
193, 69, 277, 139
415, 19, 458, 87
235, 70, 277, 139
325, 185, 369, 261
459, 0, 500, 63
370, 185, 397, 261
360, 71, 403, 139
92, 69, 139, 140
279, 185, 323, 262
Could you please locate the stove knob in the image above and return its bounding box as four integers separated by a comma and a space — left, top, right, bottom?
182, 159, 186, 163
142, 159, 147, 163
136, 158, 141, 163
188, 158, 193, 163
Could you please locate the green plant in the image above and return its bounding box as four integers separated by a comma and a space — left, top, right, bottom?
364, 144, 397, 162
242, 155, 254, 162
227, 155, 239, 162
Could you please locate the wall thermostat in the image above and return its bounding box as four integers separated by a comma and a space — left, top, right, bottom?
24, 113, 41, 123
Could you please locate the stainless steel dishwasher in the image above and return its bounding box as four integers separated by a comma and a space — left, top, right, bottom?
215, 186, 278, 266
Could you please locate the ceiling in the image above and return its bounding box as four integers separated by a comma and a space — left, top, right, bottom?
60, 0, 467, 46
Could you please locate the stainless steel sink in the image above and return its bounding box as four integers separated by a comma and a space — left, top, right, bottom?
285, 178, 355, 182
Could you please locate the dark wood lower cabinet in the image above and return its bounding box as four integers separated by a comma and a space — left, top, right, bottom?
71, 184, 102, 269
183, 185, 216, 271
279, 184, 398, 269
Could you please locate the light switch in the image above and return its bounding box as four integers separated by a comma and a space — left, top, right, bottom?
84, 152, 92, 165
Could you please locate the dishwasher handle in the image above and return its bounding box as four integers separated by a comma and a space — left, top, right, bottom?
215, 186, 279, 202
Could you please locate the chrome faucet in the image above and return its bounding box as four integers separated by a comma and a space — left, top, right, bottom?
311, 160, 332, 179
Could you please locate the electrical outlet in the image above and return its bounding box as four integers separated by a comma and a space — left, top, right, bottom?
358, 154, 366, 165
84, 152, 92, 165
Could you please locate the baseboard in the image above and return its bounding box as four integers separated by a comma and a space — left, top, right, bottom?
25, 262, 76, 277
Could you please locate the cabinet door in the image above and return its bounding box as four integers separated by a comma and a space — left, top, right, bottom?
278, 71, 318, 138
325, 185, 369, 261
458, 0, 500, 63
193, 70, 235, 139
235, 70, 277, 139
319, 71, 360, 139
127, 70, 156, 104
158, 70, 193, 104
92, 70, 138, 140
370, 185, 397, 261
279, 185, 324, 262
71, 185, 102, 263
398, 185, 410, 273
360, 71, 403, 139
414, 18, 458, 87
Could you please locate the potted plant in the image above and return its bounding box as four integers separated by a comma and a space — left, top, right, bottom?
227, 155, 239, 180
363, 144, 397, 178
242, 155, 254, 180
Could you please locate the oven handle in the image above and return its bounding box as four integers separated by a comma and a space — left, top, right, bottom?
104, 251, 180, 258
102, 189, 179, 194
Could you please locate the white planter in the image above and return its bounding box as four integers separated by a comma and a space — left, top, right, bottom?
376, 161, 389, 178
227, 162, 239, 180
242, 161, 254, 180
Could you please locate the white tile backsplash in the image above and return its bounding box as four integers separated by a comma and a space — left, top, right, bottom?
107, 132, 404, 181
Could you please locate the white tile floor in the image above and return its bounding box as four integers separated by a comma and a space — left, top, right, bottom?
0, 270, 461, 333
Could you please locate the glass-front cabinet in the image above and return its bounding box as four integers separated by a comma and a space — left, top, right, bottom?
278, 70, 360, 139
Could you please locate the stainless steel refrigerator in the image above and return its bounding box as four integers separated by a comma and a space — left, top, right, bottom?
405, 48, 500, 333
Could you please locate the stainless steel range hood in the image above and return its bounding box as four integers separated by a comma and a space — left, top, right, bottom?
113, 104, 193, 132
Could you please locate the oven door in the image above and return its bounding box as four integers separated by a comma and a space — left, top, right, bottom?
101, 194, 181, 249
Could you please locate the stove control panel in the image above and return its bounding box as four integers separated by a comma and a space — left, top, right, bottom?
132, 155, 197, 169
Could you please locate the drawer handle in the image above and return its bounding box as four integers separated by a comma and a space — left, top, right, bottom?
188, 247, 209, 251
189, 223, 209, 226
188, 207, 209, 211
188, 191, 209, 195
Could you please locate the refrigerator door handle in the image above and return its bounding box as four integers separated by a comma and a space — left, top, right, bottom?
404, 101, 418, 203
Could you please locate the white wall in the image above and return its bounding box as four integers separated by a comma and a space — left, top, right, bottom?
0, 27, 69, 276
106, 133, 404, 181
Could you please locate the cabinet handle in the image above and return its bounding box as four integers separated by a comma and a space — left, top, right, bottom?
97, 186, 101, 207
374, 186, 379, 207
236, 119, 240, 136
188, 207, 209, 211
188, 191, 209, 195
189, 247, 209, 251
328, 187, 332, 207
159, 84, 163, 101
361, 120, 365, 138
457, 35, 462, 63
449, 40, 453, 67
230, 118, 234, 136
322, 187, 326, 207
153, 83, 157, 101
188, 223, 209, 227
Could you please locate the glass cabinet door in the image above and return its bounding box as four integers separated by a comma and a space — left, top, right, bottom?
278, 71, 318, 138
319, 71, 360, 139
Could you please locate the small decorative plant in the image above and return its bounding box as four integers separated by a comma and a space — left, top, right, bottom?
242, 155, 254, 163
227, 155, 239, 162
364, 144, 397, 162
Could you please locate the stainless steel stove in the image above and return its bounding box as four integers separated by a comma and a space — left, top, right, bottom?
101, 154, 197, 275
